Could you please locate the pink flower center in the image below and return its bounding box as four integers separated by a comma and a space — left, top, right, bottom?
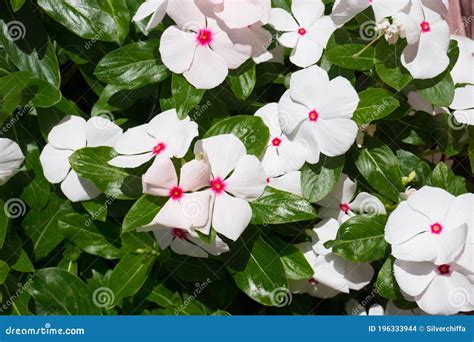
196, 29, 213, 46
368, 0, 373, 4
308, 110, 319, 122
171, 228, 187, 240
210, 177, 226, 195
308, 278, 318, 285
340, 203, 350, 214
152, 142, 166, 156
430, 222, 443, 234
420, 21, 431, 33
437, 264, 451, 275
266, 177, 270, 184
169, 186, 184, 200
298, 27, 307, 36
271, 137, 282, 147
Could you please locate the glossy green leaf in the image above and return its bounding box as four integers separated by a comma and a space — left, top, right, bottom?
353, 88, 399, 125
430, 162, 467, 196
171, 74, 206, 119
10, 0, 25, 11
375, 39, 412, 91
0, 199, 7, 249
267, 237, 313, 280
415, 71, 455, 107
301, 155, 344, 203
228, 63, 256, 100
123, 194, 168, 233
325, 44, 375, 71
376, 256, 402, 300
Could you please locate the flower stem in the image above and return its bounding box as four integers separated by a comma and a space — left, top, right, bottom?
353, 32, 383, 58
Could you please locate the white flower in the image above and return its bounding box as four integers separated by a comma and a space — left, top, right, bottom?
0, 138, 24, 185
142, 158, 211, 231
385, 187, 472, 265
289, 218, 374, 298
394, 257, 474, 315
394, 0, 450, 79
159, 0, 251, 89
196, 0, 271, 29
132, 0, 168, 32
226, 24, 273, 64
450, 85, 474, 126
193, 134, 267, 240
345, 299, 384, 315
317, 174, 386, 223
450, 35, 474, 86
269, 0, 336, 67
331, 0, 409, 26
40, 115, 122, 202
255, 103, 306, 178
109, 109, 198, 168
138, 225, 229, 258
278, 65, 359, 164
266, 171, 303, 197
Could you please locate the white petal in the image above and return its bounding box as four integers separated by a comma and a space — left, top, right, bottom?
144, 1, 168, 31
60, 170, 101, 202
86, 117, 123, 147
179, 192, 212, 228
394, 259, 437, 297
159, 26, 197, 74
289, 65, 329, 111
179, 159, 211, 192
331, 0, 370, 26
391, 231, 438, 262
367, 304, 385, 316
292, 123, 321, 164
48, 115, 86, 150
349, 192, 386, 215
187, 234, 230, 256
291, 0, 324, 28
344, 260, 374, 290
407, 186, 454, 224
215, 0, 269, 29
212, 192, 252, 241
151, 227, 173, 250
317, 174, 356, 208
113, 124, 155, 155
108, 153, 153, 168
450, 35, 474, 85
451, 85, 474, 110
385, 201, 430, 245
226, 155, 267, 200
154, 199, 193, 230
319, 76, 359, 119
275, 138, 307, 174
290, 35, 323, 68
268, 171, 302, 197
306, 16, 337, 48
312, 218, 339, 255
171, 238, 208, 258
142, 157, 178, 196
184, 46, 229, 90
269, 8, 298, 31
313, 254, 350, 293
314, 118, 358, 157
255, 103, 281, 137
166, 0, 206, 28
278, 32, 299, 48
39, 144, 73, 184
0, 138, 24, 185
195, 134, 246, 180
453, 110, 474, 126
261, 147, 285, 178
278, 90, 308, 135
371, 0, 409, 23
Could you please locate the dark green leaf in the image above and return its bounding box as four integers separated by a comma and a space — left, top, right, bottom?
353, 88, 399, 125
228, 63, 256, 100
301, 155, 344, 203
430, 162, 467, 196
267, 237, 313, 280
123, 194, 167, 233
375, 39, 412, 91
325, 44, 375, 71
376, 256, 402, 300
415, 71, 455, 107
171, 74, 205, 119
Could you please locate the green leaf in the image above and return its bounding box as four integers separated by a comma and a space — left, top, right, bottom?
375, 39, 412, 91
301, 155, 344, 203
0, 260, 10, 284
22, 194, 73, 261
37, 0, 130, 44
69, 146, 146, 200
354, 139, 404, 202
146, 284, 182, 308
251, 187, 316, 224
95, 40, 169, 89
0, 199, 8, 250
21, 143, 50, 210
228, 63, 256, 100
109, 254, 156, 304
267, 237, 313, 280
325, 44, 375, 71
28, 267, 101, 314
396, 149, 432, 188
59, 213, 122, 259
415, 71, 455, 107
163, 255, 225, 282
330, 214, 390, 262
430, 162, 467, 196
123, 194, 167, 233
171, 74, 205, 119
228, 237, 288, 306
376, 256, 402, 300
204, 115, 269, 156
10, 0, 25, 12
432, 113, 466, 157
353, 88, 399, 125
0, 5, 60, 86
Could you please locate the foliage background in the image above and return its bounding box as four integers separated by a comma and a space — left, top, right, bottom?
0, 0, 472, 315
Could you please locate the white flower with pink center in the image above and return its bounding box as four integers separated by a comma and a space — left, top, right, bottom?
142, 157, 212, 231
132, 0, 168, 32
290, 218, 374, 298
331, 0, 409, 26
0, 138, 24, 186
193, 134, 267, 240
40, 115, 123, 202
159, 0, 251, 89
278, 65, 359, 165
195, 0, 271, 29
385, 187, 472, 265
137, 225, 229, 258
255, 103, 307, 178
317, 174, 386, 223
394, 258, 474, 315
269, 0, 336, 67
109, 109, 198, 168
266, 171, 303, 197
392, 0, 450, 79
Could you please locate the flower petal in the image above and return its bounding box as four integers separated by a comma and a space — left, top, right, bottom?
212, 192, 252, 241
292, 122, 321, 164
406, 186, 454, 224
0, 138, 24, 185
113, 124, 156, 155
268, 171, 302, 197
39, 144, 73, 184
450, 85, 474, 110
314, 118, 358, 157
290, 35, 323, 67
159, 26, 197, 74
289, 65, 329, 111
142, 157, 178, 196
393, 259, 437, 297
48, 115, 86, 150
255, 102, 281, 137
184, 46, 229, 89
60, 170, 101, 202
226, 155, 267, 200
278, 90, 308, 135
171, 238, 208, 258
331, 0, 370, 26
108, 153, 154, 168
319, 76, 359, 119
385, 201, 431, 245
86, 117, 123, 147
179, 159, 211, 192
291, 0, 324, 28
166, 0, 206, 27
269, 8, 298, 31
150, 227, 173, 250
